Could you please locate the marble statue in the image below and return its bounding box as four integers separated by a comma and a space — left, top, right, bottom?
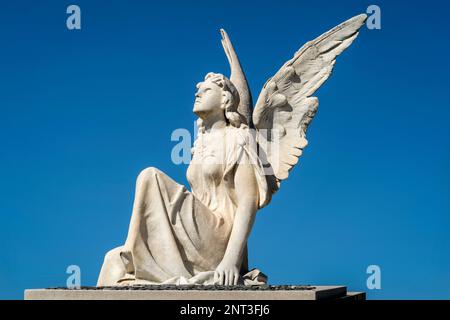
97, 14, 367, 286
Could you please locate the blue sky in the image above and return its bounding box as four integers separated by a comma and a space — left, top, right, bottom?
0, 0, 449, 299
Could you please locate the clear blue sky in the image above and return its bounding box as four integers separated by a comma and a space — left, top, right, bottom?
0, 0, 449, 299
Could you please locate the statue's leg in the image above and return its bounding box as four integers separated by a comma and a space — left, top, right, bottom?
121, 167, 192, 281
97, 168, 161, 286
123, 167, 154, 250
97, 246, 126, 286
100, 166, 231, 284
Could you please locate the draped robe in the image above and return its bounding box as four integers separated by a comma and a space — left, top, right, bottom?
97, 125, 270, 286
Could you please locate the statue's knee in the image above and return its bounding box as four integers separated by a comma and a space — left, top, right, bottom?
103, 247, 122, 265
98, 247, 126, 286
137, 167, 159, 184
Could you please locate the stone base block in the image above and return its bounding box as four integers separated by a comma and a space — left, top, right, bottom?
24, 285, 365, 300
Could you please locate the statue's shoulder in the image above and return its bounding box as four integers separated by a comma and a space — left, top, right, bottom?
226, 124, 252, 146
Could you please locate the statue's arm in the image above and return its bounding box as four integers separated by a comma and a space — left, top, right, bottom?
214, 162, 258, 285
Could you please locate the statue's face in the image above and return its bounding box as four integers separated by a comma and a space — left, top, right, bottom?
193, 80, 223, 115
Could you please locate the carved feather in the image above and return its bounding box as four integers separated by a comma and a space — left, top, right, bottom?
253, 14, 367, 189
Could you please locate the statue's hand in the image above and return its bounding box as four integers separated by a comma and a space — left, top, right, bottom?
214, 260, 239, 286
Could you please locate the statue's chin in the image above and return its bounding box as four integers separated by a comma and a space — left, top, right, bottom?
193, 108, 208, 120
193, 102, 203, 113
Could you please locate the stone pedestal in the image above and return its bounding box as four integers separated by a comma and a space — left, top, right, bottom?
24, 285, 365, 300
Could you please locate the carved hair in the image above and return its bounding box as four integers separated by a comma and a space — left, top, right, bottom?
197, 72, 244, 131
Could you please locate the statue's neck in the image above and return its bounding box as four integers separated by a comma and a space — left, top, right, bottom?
201, 116, 226, 133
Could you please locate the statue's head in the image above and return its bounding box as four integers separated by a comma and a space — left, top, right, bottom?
194, 72, 242, 128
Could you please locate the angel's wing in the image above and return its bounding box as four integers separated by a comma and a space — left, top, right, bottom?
253, 14, 367, 192
220, 29, 253, 127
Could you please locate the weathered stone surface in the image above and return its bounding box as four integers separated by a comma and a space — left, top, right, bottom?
97, 14, 368, 287
25, 285, 363, 300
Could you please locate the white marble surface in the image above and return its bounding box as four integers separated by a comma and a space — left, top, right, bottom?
97, 14, 367, 287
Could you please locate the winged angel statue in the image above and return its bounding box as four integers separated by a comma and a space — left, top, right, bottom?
98, 14, 367, 286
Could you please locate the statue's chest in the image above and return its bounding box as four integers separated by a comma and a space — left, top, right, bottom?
188, 133, 227, 187
193, 148, 223, 182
